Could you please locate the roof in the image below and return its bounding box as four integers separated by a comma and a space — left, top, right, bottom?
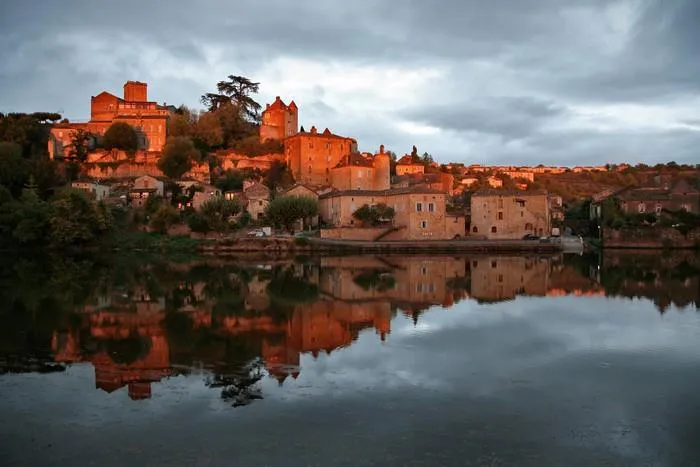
243, 182, 271, 198
131, 187, 158, 193
334, 153, 373, 169
285, 183, 318, 195
472, 189, 548, 197
396, 155, 421, 165
288, 126, 355, 141
266, 96, 288, 111
320, 187, 446, 199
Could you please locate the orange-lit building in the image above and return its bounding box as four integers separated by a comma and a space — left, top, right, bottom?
48, 81, 169, 159
284, 126, 358, 186
259, 96, 298, 142
395, 155, 425, 175
330, 149, 391, 191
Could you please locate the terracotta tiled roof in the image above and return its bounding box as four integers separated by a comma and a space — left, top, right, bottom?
472, 189, 548, 197
320, 187, 446, 199
397, 155, 420, 165
334, 153, 373, 169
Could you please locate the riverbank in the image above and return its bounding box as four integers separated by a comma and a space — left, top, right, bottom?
197, 236, 563, 254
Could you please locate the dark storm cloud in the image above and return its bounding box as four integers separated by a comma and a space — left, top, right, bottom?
1, 0, 698, 164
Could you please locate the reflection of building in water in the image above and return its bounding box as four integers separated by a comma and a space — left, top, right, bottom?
319, 256, 467, 309
52, 308, 171, 400
263, 300, 392, 384
470, 256, 550, 302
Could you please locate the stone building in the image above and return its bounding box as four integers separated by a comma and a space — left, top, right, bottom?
392, 172, 454, 194
616, 179, 699, 216
470, 256, 550, 302
395, 155, 425, 175
470, 190, 551, 239
49, 81, 169, 158
242, 181, 270, 221
259, 96, 298, 142
71, 179, 110, 201
330, 149, 391, 192
284, 126, 358, 186
130, 175, 164, 207
319, 188, 465, 240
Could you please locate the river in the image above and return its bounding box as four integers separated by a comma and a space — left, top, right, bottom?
1, 250, 699, 466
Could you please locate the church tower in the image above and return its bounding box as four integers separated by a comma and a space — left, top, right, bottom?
259, 97, 299, 142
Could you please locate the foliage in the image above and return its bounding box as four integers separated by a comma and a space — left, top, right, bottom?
66, 129, 93, 162
264, 161, 294, 191
214, 169, 252, 192
200, 196, 243, 233
0, 112, 59, 158
158, 137, 198, 179
231, 136, 284, 156
194, 111, 224, 148
264, 196, 319, 233
48, 189, 112, 248
0, 142, 30, 197
201, 75, 262, 122
102, 122, 139, 153
352, 203, 395, 226
149, 204, 180, 234
353, 270, 396, 292
186, 211, 211, 234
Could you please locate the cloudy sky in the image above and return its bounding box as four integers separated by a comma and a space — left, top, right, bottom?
1, 0, 699, 165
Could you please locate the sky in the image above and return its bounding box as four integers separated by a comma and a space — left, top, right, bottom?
1, 0, 699, 166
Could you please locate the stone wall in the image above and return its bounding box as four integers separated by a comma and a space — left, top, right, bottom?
603, 226, 700, 249
321, 227, 398, 241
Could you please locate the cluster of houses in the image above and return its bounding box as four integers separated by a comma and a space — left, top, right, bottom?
58, 80, 696, 242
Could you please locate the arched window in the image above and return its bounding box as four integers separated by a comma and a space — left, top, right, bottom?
472, 226, 478, 233
525, 223, 533, 231
491, 226, 497, 233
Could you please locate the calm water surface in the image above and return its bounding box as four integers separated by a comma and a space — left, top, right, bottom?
1, 251, 699, 466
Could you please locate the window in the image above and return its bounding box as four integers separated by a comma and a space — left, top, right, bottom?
358, 171, 363, 178
428, 203, 435, 212
420, 220, 428, 229
498, 198, 504, 209
472, 261, 478, 267
421, 266, 428, 276
416, 202, 423, 212
259, 201, 263, 206
681, 204, 690, 212
655, 204, 662, 215
638, 203, 646, 213
498, 212, 503, 220
520, 211, 524, 217
491, 261, 497, 268
525, 223, 533, 231
472, 226, 478, 233
309, 142, 313, 149
498, 274, 503, 283
491, 226, 497, 233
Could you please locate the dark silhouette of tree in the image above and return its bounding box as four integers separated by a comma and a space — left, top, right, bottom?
200, 75, 262, 123
158, 137, 198, 179
102, 122, 139, 153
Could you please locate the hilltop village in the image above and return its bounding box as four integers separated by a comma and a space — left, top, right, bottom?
2, 78, 699, 247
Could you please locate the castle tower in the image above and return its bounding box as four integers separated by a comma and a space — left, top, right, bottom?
259, 97, 299, 142
373, 144, 391, 191
123, 81, 148, 102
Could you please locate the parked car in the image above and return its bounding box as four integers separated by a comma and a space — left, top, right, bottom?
522, 234, 538, 240
247, 229, 266, 237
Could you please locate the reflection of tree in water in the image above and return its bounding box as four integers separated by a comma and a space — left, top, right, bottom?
353, 269, 395, 292
267, 266, 319, 306
103, 335, 152, 365
206, 357, 265, 408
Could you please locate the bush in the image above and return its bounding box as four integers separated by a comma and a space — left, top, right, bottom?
149, 204, 180, 234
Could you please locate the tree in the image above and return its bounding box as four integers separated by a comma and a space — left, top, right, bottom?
167, 106, 197, 138
49, 189, 112, 248
66, 129, 93, 162
410, 145, 419, 161
201, 75, 262, 122
264, 196, 318, 233
264, 161, 294, 191
158, 137, 197, 180
102, 122, 138, 153
0, 112, 59, 157
0, 142, 30, 197
352, 203, 395, 227
12, 184, 51, 245
214, 170, 246, 192
200, 197, 243, 233
149, 204, 180, 234
194, 111, 224, 149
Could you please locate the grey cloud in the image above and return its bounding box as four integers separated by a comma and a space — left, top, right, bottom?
1, 0, 699, 165
406, 96, 568, 140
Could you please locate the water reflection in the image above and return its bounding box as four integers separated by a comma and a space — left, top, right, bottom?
0, 251, 698, 406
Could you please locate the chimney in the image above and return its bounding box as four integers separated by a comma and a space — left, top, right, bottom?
310, 126, 317, 134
